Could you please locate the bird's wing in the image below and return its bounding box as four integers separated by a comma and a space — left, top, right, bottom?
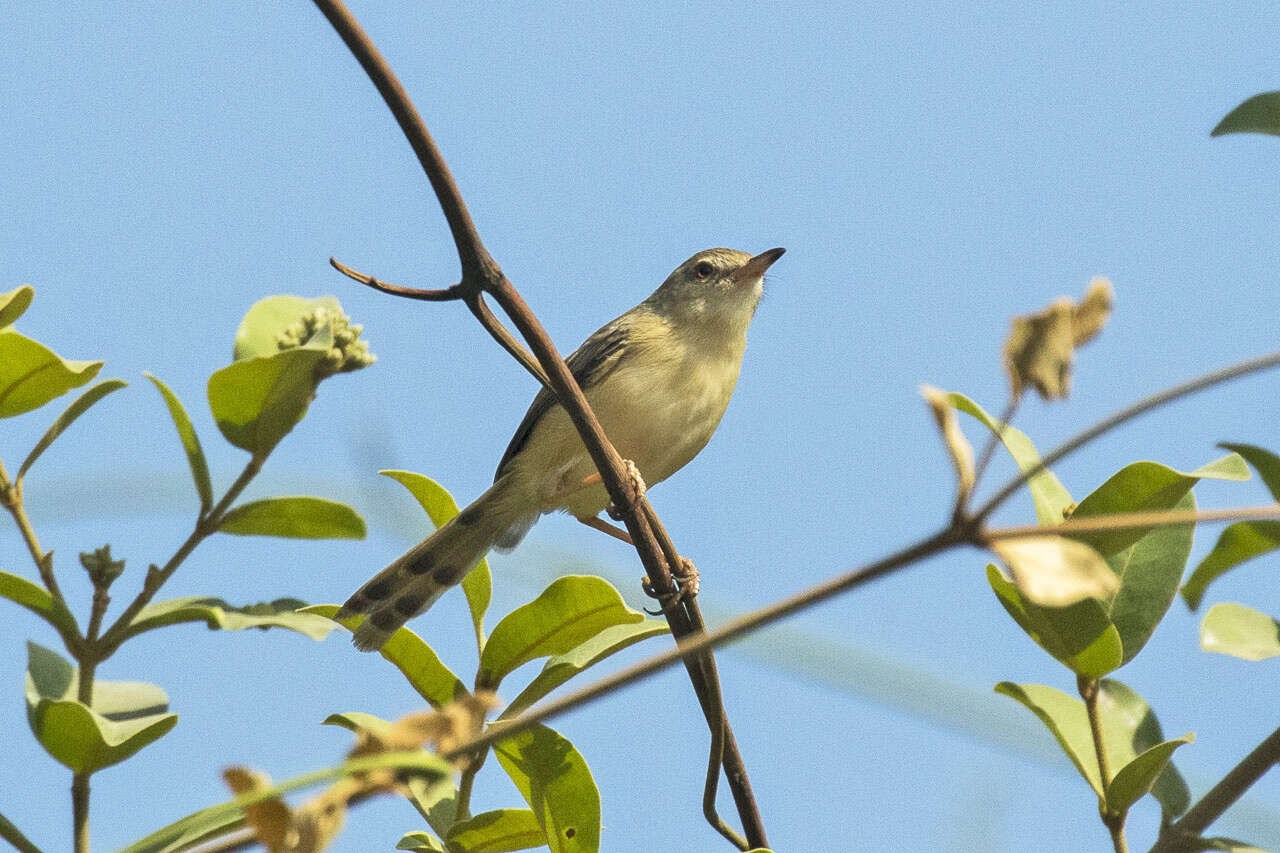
495, 318, 632, 480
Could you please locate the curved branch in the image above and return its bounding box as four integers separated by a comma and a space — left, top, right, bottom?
312, 0, 766, 845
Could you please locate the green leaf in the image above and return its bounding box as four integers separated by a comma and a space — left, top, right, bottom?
949, 392, 1073, 524
1220, 443, 1280, 500
1106, 733, 1194, 813
17, 378, 127, 481
397, 831, 448, 852
0, 568, 80, 641
1183, 521, 1280, 611
381, 470, 492, 648
446, 809, 547, 852
1069, 456, 1246, 557
501, 621, 670, 720
207, 348, 326, 456
145, 373, 214, 516
987, 564, 1123, 677
479, 576, 646, 688
1201, 603, 1280, 661
116, 750, 450, 853
24, 643, 177, 774
0, 285, 34, 329
322, 711, 392, 736
0, 329, 103, 418
232, 295, 342, 361
216, 497, 366, 539
494, 725, 600, 853
1098, 679, 1192, 817
995, 679, 1192, 817
125, 597, 337, 641
305, 605, 467, 709
404, 776, 461, 841
1097, 490, 1198, 665
1212, 91, 1280, 137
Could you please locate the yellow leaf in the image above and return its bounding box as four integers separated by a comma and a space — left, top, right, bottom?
920, 385, 974, 504
1003, 277, 1113, 400
991, 535, 1119, 606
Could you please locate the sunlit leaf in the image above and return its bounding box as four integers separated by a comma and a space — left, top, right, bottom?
207, 348, 327, 456
1201, 603, 1280, 661
0, 568, 79, 635
145, 373, 214, 516
1097, 490, 1197, 665
996, 679, 1192, 817
217, 497, 366, 539
479, 576, 646, 688
1106, 733, 1193, 813
397, 830, 448, 852
446, 808, 547, 852
0, 329, 102, 418
988, 565, 1122, 677
949, 393, 1073, 524
305, 605, 467, 709
1220, 443, 1280, 500
990, 536, 1117, 607
494, 725, 600, 853
0, 285, 34, 329
1183, 521, 1280, 611
126, 597, 337, 641
1212, 91, 1280, 137
233, 295, 342, 361
17, 378, 126, 480
501, 620, 670, 719
24, 643, 177, 773
381, 470, 492, 649
1068, 456, 1246, 556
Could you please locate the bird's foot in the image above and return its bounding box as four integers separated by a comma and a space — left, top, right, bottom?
643, 557, 700, 614
606, 459, 646, 520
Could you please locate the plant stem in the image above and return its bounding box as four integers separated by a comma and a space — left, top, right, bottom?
98, 454, 263, 652
0, 455, 68, 609
1078, 675, 1127, 853
71, 772, 90, 853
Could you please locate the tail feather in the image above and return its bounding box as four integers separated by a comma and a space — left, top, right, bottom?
341, 477, 524, 652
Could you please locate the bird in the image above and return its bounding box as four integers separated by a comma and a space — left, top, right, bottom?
339, 246, 785, 651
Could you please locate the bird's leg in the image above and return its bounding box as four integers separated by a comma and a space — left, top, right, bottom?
605, 459, 646, 520
577, 514, 633, 544
643, 556, 700, 614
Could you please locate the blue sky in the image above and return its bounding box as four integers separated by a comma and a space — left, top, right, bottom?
5, 2, 1280, 851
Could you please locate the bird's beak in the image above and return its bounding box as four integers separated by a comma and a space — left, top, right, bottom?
733, 247, 786, 283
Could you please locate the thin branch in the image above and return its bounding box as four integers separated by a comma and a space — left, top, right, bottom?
442, 525, 966, 761
332, 257, 552, 388
1152, 725, 1280, 853
312, 0, 766, 843
963, 396, 1019, 516
329, 257, 463, 301
1078, 675, 1127, 853
983, 503, 1280, 543
98, 455, 264, 652
0, 456, 67, 610
974, 348, 1280, 523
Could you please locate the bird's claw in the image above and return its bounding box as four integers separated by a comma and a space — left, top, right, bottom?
642, 557, 700, 615
606, 459, 646, 520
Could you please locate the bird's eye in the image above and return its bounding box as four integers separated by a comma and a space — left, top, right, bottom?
694, 261, 714, 279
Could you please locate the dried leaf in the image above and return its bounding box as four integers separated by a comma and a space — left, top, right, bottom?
1003, 278, 1113, 400
991, 535, 1119, 607
350, 693, 499, 774
920, 385, 975, 504
224, 768, 293, 852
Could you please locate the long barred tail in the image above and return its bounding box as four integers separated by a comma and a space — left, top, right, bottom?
338, 477, 527, 652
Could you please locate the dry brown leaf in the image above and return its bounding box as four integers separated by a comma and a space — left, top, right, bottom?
991, 535, 1119, 607
1003, 277, 1114, 400
920, 385, 974, 504
223, 767, 294, 852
